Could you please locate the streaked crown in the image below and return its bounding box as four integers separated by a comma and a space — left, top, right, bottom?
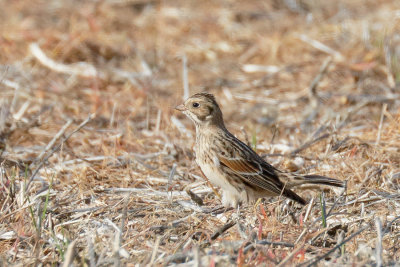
175, 93, 225, 127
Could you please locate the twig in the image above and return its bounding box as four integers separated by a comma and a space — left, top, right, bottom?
297, 34, 343, 61
133, 157, 169, 177
87, 236, 96, 267
113, 231, 121, 267
210, 221, 236, 241
150, 214, 197, 233
140, 59, 152, 77
337, 101, 369, 129
132, 152, 168, 160
36, 119, 73, 164
25, 114, 94, 193
176, 200, 205, 212
149, 236, 161, 265
60, 206, 104, 215
110, 67, 148, 88
243, 240, 295, 254
375, 217, 383, 267
120, 194, 130, 234
167, 164, 177, 203
294, 229, 307, 245
290, 133, 330, 155
30, 43, 100, 78
345, 94, 398, 103
302, 226, 368, 266
102, 187, 188, 198
375, 103, 387, 146
359, 167, 383, 193
320, 192, 327, 228
115, 193, 130, 265
308, 57, 332, 100
155, 109, 162, 132
326, 182, 347, 218
303, 197, 314, 223
384, 38, 396, 88
338, 196, 384, 206
308, 227, 334, 247
110, 102, 117, 127
241, 64, 280, 73
277, 244, 308, 267
61, 240, 77, 267
13, 100, 31, 121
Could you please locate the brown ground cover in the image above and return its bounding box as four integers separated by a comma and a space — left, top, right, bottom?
0, 0, 399, 265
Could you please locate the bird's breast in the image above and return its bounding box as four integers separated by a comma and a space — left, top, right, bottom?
194, 142, 232, 190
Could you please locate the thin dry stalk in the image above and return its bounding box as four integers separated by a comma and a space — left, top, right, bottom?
277, 244, 308, 267
308, 57, 332, 100
25, 114, 94, 193
113, 232, 121, 267
87, 236, 96, 267
375, 103, 387, 146
167, 163, 177, 203
298, 34, 344, 61
30, 43, 99, 78
61, 240, 77, 267
36, 119, 73, 163
149, 236, 161, 266
302, 226, 369, 266
375, 217, 383, 267
303, 197, 314, 223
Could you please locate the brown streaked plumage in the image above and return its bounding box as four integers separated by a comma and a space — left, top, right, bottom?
176, 93, 344, 207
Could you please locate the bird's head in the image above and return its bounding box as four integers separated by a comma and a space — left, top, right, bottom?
175, 93, 224, 127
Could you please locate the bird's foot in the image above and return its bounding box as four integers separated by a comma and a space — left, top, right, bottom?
203, 205, 233, 215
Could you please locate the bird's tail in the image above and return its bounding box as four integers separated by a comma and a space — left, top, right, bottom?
301, 174, 345, 188
281, 173, 345, 188
278, 173, 345, 205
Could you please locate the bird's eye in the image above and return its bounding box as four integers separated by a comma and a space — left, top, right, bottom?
192, 102, 200, 108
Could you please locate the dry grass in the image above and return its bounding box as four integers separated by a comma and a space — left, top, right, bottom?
1, 0, 400, 265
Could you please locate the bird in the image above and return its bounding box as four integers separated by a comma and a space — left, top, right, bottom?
175, 92, 345, 208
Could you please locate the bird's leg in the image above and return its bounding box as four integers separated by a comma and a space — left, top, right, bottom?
237, 201, 243, 214
201, 193, 234, 215
195, 167, 229, 214
198, 167, 221, 199
204, 195, 235, 215
209, 206, 233, 215
235, 203, 241, 219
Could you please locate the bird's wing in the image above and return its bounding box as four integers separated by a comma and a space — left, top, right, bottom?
217, 157, 262, 175
217, 155, 285, 195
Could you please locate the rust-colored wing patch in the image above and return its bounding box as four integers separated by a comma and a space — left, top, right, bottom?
218, 156, 262, 175
218, 155, 285, 196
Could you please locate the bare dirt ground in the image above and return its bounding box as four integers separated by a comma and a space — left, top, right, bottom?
1, 0, 400, 266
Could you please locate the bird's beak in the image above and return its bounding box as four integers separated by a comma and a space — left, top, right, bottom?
175, 104, 187, 112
